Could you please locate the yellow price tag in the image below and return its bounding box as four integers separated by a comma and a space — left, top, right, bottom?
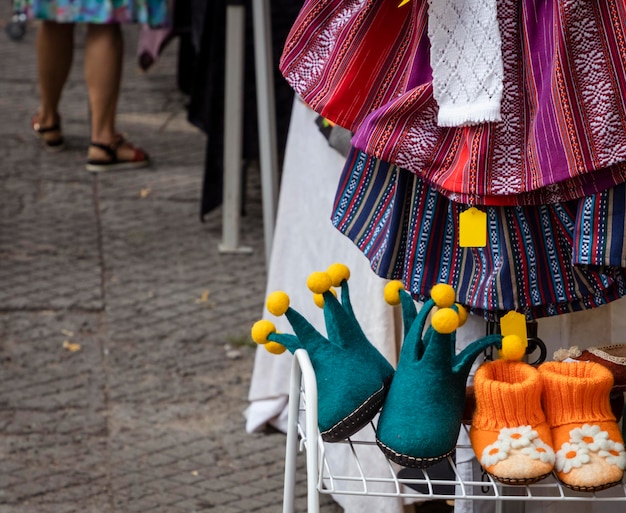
459, 207, 487, 247
499, 311, 528, 360
500, 311, 528, 343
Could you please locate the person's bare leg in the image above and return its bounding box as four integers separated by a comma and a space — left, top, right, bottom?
84, 22, 148, 168
84, 22, 122, 152
35, 20, 74, 142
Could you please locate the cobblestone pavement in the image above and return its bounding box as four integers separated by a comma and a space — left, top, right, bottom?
0, 7, 344, 513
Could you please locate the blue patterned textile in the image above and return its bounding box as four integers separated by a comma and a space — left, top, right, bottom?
332, 149, 626, 321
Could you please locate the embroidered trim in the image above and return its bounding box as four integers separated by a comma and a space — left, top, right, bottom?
587, 345, 626, 365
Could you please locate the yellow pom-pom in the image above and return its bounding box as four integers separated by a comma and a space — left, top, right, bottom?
384, 280, 405, 305
307, 271, 332, 294
499, 334, 527, 361
326, 263, 350, 287
266, 291, 290, 316
313, 288, 336, 308
431, 283, 456, 308
431, 308, 459, 334
251, 319, 276, 344
264, 341, 287, 355
313, 293, 325, 308
455, 303, 468, 327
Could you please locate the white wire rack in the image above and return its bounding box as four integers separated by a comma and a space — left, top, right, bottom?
282, 349, 626, 513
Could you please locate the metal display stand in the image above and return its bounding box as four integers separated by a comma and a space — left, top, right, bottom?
283, 349, 626, 513
220, 0, 279, 263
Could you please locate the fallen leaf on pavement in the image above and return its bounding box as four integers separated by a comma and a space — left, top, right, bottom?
62, 340, 82, 352
195, 290, 210, 303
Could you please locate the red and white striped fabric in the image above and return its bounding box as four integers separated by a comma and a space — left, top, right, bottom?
281, 0, 626, 206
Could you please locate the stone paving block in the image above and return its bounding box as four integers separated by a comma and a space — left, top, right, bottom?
0, 41, 38, 83
106, 420, 289, 511
166, 471, 210, 488
96, 164, 206, 203
0, 311, 107, 434
1, 145, 88, 183
97, 190, 264, 342
197, 498, 245, 511
0, 434, 109, 505
234, 493, 280, 511
0, 81, 39, 138
104, 346, 243, 408
0, 179, 102, 310
0, 503, 114, 513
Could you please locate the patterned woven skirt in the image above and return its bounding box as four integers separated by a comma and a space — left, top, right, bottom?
333, 149, 626, 321
16, 0, 169, 26
281, 0, 626, 205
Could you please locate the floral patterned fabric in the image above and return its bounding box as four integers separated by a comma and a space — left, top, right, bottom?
15, 0, 169, 26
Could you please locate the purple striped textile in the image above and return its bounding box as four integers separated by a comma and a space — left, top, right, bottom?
282, 0, 626, 205
280, 0, 427, 131
332, 149, 626, 321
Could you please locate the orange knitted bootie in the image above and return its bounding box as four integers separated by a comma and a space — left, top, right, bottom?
470, 360, 555, 484
539, 361, 626, 491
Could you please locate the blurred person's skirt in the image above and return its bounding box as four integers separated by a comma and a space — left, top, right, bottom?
14, 0, 169, 26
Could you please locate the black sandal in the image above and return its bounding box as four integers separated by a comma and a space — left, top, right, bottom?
32, 114, 65, 152
86, 136, 150, 172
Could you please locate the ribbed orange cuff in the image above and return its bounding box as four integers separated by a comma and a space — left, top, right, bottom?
473, 360, 546, 431
540, 361, 615, 428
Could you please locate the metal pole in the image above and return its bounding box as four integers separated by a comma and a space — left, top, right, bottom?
219, 1, 252, 254
252, 0, 279, 265
282, 356, 302, 513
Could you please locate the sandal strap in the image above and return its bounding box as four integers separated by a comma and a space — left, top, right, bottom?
89, 140, 121, 163
33, 122, 61, 134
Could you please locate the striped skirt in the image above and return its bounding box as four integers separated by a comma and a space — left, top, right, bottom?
282, 0, 626, 205
332, 149, 626, 321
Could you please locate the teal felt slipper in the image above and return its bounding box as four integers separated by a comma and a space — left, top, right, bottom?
375, 282, 503, 468
252, 263, 395, 442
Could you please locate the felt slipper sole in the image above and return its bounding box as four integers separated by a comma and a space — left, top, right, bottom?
321, 377, 392, 443
376, 439, 453, 469
484, 470, 552, 486
558, 479, 624, 493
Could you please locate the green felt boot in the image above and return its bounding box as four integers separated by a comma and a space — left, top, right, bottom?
375, 282, 503, 468
252, 263, 395, 442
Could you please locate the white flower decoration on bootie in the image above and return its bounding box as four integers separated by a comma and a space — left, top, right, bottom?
481, 425, 556, 469
555, 424, 626, 475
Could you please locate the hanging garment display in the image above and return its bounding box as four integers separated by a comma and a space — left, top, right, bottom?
332, 148, 626, 320
278, 1, 626, 318
280, 0, 626, 206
